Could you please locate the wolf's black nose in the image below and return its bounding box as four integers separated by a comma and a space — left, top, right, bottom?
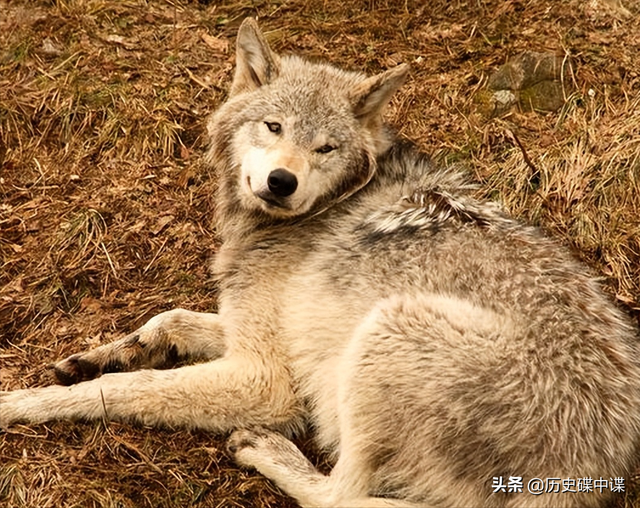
267, 169, 298, 197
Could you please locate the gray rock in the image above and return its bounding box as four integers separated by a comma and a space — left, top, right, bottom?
485, 51, 570, 114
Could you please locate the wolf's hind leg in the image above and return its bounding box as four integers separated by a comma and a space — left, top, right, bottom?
53, 310, 226, 385
330, 293, 615, 508
228, 428, 424, 508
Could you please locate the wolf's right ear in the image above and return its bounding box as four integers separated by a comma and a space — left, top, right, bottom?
230, 18, 280, 97
349, 64, 409, 123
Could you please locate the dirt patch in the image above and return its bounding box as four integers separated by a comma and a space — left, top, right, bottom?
1, 0, 639, 506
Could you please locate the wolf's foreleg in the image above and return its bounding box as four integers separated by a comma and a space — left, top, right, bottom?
1, 356, 300, 431
53, 310, 226, 385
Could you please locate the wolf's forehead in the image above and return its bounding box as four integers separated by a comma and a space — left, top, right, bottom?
268, 81, 353, 127
273, 61, 357, 114
273, 80, 345, 109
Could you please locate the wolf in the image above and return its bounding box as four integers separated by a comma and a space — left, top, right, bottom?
2, 17, 640, 508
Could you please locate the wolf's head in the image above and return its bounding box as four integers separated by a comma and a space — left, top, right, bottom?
207, 18, 408, 224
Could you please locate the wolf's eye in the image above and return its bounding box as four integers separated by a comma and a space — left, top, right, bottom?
315, 144, 336, 154
265, 122, 282, 134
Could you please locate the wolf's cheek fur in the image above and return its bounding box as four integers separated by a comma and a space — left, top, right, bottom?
240, 146, 272, 196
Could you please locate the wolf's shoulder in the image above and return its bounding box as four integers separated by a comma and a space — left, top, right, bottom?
356, 140, 521, 240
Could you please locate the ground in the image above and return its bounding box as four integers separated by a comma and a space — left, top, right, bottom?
1, 0, 639, 507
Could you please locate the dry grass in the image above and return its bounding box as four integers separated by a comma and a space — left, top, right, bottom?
1, 0, 639, 506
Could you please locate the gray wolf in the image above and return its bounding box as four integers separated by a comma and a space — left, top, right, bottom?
2, 18, 640, 508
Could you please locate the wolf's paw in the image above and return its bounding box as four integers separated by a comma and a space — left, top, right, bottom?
227, 428, 282, 467
227, 428, 265, 460
228, 427, 318, 485
52, 353, 102, 386
227, 427, 310, 473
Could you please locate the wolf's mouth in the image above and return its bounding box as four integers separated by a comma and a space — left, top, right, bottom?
255, 190, 289, 210
246, 176, 292, 212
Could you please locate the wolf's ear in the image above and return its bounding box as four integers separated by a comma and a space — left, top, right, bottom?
230, 18, 280, 96
349, 64, 409, 123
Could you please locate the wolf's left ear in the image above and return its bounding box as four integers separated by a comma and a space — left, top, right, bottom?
230, 18, 280, 96
350, 64, 409, 122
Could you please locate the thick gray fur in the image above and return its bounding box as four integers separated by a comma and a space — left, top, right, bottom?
2, 18, 640, 508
